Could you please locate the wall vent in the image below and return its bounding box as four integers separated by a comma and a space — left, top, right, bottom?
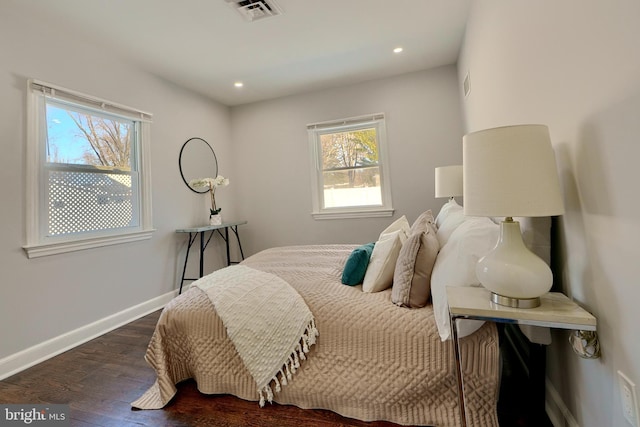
225, 0, 283, 22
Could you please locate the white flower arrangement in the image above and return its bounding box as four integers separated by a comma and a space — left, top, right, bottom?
189, 175, 230, 216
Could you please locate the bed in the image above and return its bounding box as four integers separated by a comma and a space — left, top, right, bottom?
132, 203, 551, 427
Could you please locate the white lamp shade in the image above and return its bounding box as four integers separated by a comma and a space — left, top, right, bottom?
463, 124, 564, 217
435, 165, 463, 198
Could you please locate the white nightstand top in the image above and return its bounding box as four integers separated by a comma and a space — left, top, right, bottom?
447, 286, 597, 331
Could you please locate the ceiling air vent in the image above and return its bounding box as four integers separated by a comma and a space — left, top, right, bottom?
225, 0, 283, 22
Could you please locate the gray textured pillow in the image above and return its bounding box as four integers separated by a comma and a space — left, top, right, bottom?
392, 214, 440, 308
410, 209, 435, 234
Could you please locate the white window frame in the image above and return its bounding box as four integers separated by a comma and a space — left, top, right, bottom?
23, 79, 155, 258
307, 113, 394, 220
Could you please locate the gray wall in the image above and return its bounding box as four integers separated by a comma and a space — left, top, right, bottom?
0, 2, 235, 366
230, 66, 465, 255
0, 2, 465, 376
458, 1, 640, 426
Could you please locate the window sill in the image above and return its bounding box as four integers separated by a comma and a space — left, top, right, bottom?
23, 229, 156, 258
312, 208, 394, 220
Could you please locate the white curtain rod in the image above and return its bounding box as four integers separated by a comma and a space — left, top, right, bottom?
30, 79, 153, 123
307, 113, 384, 130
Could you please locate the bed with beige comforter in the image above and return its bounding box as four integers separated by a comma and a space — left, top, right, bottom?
132, 245, 499, 427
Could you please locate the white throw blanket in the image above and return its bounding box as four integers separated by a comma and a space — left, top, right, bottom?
195, 265, 318, 406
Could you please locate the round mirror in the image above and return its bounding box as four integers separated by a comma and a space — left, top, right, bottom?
179, 137, 218, 194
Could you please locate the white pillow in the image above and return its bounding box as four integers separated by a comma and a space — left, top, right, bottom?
436, 208, 466, 247
363, 230, 406, 293
379, 215, 411, 240
431, 216, 499, 341
435, 199, 462, 228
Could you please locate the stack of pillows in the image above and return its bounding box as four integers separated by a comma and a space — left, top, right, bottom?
341, 209, 439, 308
341, 199, 501, 341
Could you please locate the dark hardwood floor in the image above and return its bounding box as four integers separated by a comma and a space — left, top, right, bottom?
0, 310, 550, 426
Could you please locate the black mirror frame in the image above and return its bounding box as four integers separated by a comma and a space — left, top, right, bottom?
178, 137, 219, 194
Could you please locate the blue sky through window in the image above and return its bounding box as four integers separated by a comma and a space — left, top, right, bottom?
46, 104, 91, 164
45, 102, 132, 168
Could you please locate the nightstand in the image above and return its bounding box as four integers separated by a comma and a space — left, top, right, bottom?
447, 286, 597, 427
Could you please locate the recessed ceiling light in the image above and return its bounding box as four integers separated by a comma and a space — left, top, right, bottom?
393, 47, 403, 54
234, 82, 244, 88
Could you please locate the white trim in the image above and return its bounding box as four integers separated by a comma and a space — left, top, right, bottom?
0, 290, 176, 381
307, 113, 393, 219
307, 112, 385, 130
312, 208, 394, 220
29, 79, 153, 122
139, 122, 154, 228
23, 229, 155, 258
25, 81, 40, 248
24, 80, 155, 257
545, 377, 580, 427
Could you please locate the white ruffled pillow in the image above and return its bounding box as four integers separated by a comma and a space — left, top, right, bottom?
434, 199, 463, 228
435, 200, 466, 247
430, 216, 499, 341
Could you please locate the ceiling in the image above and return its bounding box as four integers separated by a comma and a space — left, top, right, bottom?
22, 0, 470, 106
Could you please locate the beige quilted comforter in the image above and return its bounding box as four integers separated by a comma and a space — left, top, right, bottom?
133, 245, 499, 427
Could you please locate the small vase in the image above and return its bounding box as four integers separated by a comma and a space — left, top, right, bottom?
209, 214, 222, 226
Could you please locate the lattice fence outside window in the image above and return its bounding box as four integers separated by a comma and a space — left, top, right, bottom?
24, 79, 154, 258
47, 170, 137, 236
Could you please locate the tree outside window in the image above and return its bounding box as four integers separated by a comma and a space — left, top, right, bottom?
320, 128, 381, 208
308, 114, 393, 219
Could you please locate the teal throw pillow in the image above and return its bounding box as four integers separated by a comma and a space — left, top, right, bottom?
341, 243, 376, 286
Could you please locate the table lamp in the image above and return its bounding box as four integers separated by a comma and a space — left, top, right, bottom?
463, 124, 564, 308
435, 165, 463, 201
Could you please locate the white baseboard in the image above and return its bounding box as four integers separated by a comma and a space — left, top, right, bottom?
0, 290, 177, 381
546, 377, 580, 427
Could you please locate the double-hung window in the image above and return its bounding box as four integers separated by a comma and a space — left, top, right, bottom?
307, 113, 393, 219
24, 80, 154, 258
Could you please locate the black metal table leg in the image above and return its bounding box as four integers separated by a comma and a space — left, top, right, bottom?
225, 227, 231, 266
230, 225, 245, 261
176, 221, 247, 293
179, 232, 198, 295
199, 231, 205, 278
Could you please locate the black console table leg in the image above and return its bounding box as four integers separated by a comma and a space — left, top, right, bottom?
225, 227, 231, 266
230, 225, 245, 261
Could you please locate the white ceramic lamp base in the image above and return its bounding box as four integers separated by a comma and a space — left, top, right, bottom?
476, 219, 552, 308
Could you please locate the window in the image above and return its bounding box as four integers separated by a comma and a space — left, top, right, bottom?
307, 113, 393, 219
24, 80, 154, 258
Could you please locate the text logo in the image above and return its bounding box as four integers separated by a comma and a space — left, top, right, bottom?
1, 405, 69, 426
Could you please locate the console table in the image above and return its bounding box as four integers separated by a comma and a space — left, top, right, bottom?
176, 220, 247, 294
